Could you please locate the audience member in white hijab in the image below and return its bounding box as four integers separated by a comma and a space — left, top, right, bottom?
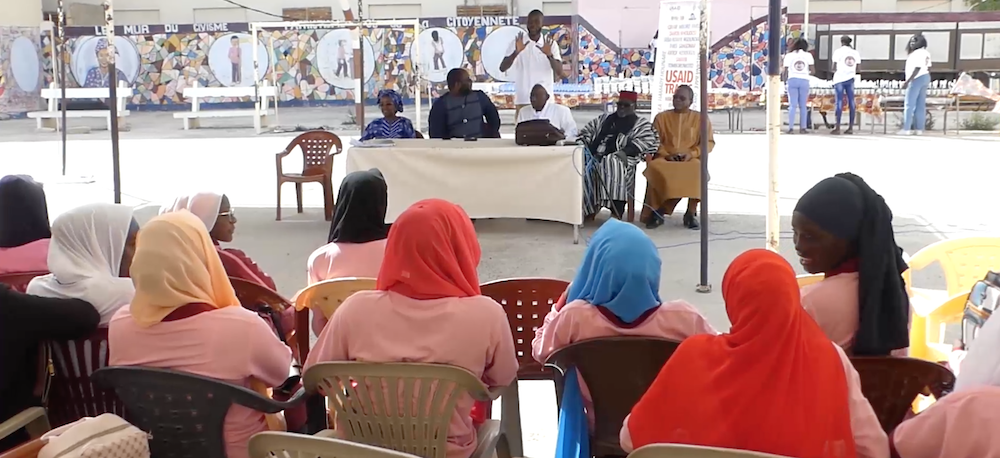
27, 203, 138, 325
161, 192, 276, 290
515, 84, 578, 140
954, 312, 1000, 392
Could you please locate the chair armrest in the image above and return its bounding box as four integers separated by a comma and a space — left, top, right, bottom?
235, 386, 309, 414
276, 150, 290, 175
0, 407, 49, 441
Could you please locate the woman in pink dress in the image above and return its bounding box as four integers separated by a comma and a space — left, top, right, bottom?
109, 210, 293, 458
161, 192, 276, 290
305, 199, 519, 458
0, 175, 51, 275
306, 169, 389, 334
792, 173, 910, 356
532, 218, 716, 427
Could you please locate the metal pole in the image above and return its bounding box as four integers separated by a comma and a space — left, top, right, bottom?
697, 0, 711, 293
766, 0, 781, 251
104, 0, 122, 204
57, 0, 67, 176
803, 0, 810, 43
341, 0, 365, 129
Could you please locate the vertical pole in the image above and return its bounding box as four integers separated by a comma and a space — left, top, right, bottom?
697, 0, 711, 292
104, 0, 122, 204
803, 0, 810, 43
58, 0, 67, 176
766, 0, 781, 251
412, 20, 422, 132
251, 25, 261, 134
341, 0, 365, 129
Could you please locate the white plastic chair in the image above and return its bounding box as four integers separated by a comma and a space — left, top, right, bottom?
628, 444, 795, 458
249, 431, 423, 458
303, 362, 510, 458
0, 407, 50, 444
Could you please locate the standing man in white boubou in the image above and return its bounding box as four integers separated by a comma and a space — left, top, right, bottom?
499, 9, 566, 118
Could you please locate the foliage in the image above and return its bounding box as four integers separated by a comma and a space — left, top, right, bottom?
960, 113, 1000, 131
968, 0, 1000, 11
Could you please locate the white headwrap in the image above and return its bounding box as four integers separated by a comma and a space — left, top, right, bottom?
27, 203, 136, 325
160, 192, 223, 232
956, 314, 1000, 391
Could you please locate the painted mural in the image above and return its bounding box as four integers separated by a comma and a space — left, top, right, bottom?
0, 27, 44, 118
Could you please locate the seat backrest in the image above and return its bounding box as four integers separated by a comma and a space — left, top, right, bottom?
46, 328, 126, 428
849, 356, 956, 432
92, 366, 281, 458
480, 277, 569, 380
230, 276, 293, 312
906, 237, 1000, 296
303, 362, 492, 458
249, 431, 423, 458
795, 273, 823, 288
294, 277, 378, 320
0, 271, 48, 293
628, 444, 795, 458
286, 131, 343, 176
546, 337, 681, 458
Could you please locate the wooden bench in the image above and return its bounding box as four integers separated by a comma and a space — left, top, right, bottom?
27, 82, 133, 131
173, 82, 278, 133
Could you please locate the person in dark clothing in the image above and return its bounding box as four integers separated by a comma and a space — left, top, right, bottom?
0, 287, 99, 451
428, 68, 501, 139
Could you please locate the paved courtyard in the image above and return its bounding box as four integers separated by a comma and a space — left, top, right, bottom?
0, 107, 998, 457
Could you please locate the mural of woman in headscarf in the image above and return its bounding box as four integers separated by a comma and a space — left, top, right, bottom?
83, 38, 129, 88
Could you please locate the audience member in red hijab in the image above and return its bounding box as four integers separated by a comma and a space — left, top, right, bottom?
305, 199, 518, 458
621, 249, 888, 458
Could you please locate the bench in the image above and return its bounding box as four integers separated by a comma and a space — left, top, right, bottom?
28, 82, 133, 131
173, 82, 278, 133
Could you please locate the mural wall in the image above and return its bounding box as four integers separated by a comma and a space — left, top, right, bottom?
0, 27, 44, 117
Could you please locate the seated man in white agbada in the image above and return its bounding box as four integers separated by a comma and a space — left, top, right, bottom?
515, 84, 578, 140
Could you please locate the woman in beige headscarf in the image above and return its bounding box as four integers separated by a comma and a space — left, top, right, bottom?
108, 210, 292, 458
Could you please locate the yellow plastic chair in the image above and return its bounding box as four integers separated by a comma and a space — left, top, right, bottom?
904, 237, 1000, 362
293, 277, 377, 320
796, 273, 824, 288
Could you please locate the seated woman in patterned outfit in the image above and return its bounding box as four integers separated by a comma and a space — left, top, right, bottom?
360, 89, 418, 140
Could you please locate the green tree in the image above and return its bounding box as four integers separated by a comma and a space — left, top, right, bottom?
968, 0, 1000, 11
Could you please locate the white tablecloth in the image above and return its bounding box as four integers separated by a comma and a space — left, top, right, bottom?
346, 139, 584, 226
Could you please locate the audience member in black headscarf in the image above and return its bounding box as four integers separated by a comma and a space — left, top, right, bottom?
306, 169, 390, 333
0, 287, 98, 451
0, 176, 52, 275
792, 172, 910, 356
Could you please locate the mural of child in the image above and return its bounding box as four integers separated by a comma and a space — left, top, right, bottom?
229, 35, 242, 84
335, 39, 350, 78
431, 30, 446, 70
83, 38, 129, 89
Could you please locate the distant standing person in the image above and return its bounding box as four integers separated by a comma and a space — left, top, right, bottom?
499, 9, 564, 117
830, 35, 860, 135
782, 38, 814, 134
336, 39, 349, 78
229, 35, 242, 84
431, 30, 446, 71
901, 33, 931, 136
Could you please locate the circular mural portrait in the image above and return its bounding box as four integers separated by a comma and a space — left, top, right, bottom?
71, 36, 141, 89
411, 28, 464, 83
207, 33, 271, 87
316, 29, 376, 90
481, 26, 524, 82
10, 36, 41, 92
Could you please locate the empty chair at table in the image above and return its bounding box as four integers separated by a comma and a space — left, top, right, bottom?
305, 198, 518, 458
306, 169, 390, 334
621, 249, 887, 458
0, 175, 51, 275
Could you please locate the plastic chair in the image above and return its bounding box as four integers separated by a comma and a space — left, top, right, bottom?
904, 237, 1000, 362
0, 408, 50, 454
849, 356, 955, 432
795, 273, 823, 288
249, 431, 423, 458
480, 277, 569, 458
46, 328, 126, 428
628, 444, 794, 458
0, 271, 47, 293
92, 366, 306, 458
276, 130, 342, 221
0, 437, 45, 458
293, 277, 377, 363
545, 337, 682, 458
303, 362, 511, 458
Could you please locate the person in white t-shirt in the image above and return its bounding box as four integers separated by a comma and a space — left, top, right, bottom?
499, 9, 564, 118
431, 30, 446, 71
782, 38, 814, 134
830, 36, 861, 135
515, 83, 578, 139
901, 33, 931, 135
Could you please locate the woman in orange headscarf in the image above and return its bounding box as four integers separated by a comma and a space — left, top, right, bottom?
305, 199, 519, 458
620, 249, 888, 458
108, 211, 293, 458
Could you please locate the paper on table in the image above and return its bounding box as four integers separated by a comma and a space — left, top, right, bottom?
349, 138, 396, 148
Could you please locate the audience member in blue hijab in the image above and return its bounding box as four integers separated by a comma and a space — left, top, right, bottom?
360, 89, 418, 141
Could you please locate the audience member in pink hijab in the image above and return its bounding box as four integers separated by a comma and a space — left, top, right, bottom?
109, 211, 292, 458
892, 386, 1000, 458
305, 199, 518, 458
532, 219, 716, 426
0, 175, 51, 275
306, 169, 389, 334
161, 192, 276, 290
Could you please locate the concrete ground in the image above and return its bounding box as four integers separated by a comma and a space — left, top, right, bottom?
1, 106, 998, 457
